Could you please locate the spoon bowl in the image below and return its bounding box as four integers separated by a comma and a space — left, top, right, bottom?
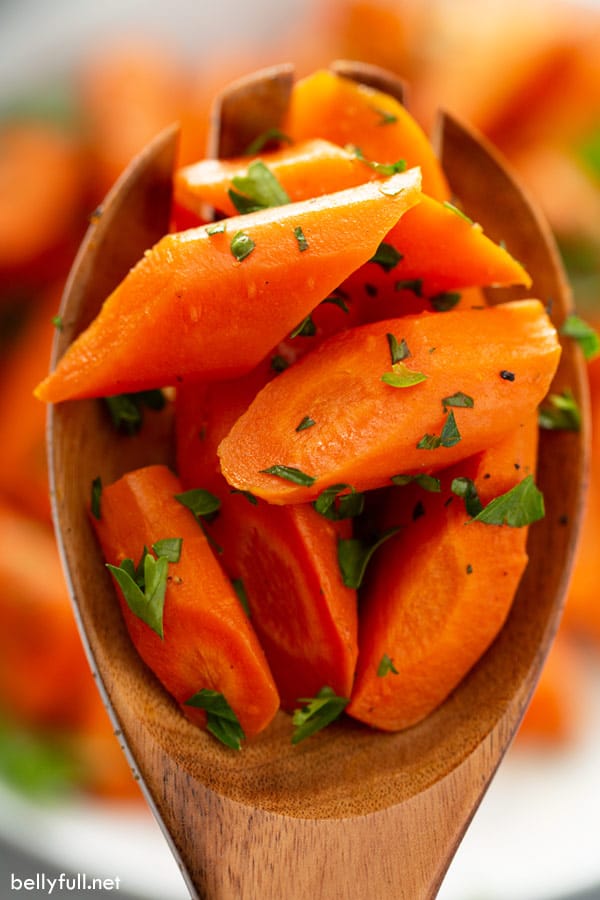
48, 62, 589, 899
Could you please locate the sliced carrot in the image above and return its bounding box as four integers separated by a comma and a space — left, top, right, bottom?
284, 68, 450, 200
35, 169, 422, 403
90, 464, 279, 740
218, 300, 560, 504
346, 416, 538, 732
175, 138, 371, 218
176, 373, 358, 711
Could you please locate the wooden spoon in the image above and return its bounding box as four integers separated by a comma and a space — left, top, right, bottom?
48, 62, 589, 899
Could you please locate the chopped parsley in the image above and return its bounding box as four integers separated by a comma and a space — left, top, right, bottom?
395, 278, 423, 296
417, 410, 461, 449
106, 540, 182, 639
206, 221, 225, 235
430, 291, 461, 312
443, 200, 474, 224
294, 225, 309, 252
370, 242, 403, 272
184, 689, 245, 750
270, 354, 290, 373
538, 389, 581, 431
386, 332, 410, 363
442, 391, 474, 411
347, 144, 406, 176
295, 416, 316, 432
289, 314, 316, 338
470, 475, 545, 527
230, 230, 255, 261
337, 528, 399, 589
391, 473, 441, 492
174, 488, 221, 521
229, 160, 290, 213
244, 127, 292, 155
51, 314, 63, 331
231, 578, 251, 617
260, 465, 316, 487
313, 484, 365, 520
291, 687, 348, 744
377, 654, 399, 677
103, 389, 166, 435
372, 106, 397, 126
451, 477, 483, 517
381, 361, 427, 388
560, 314, 600, 360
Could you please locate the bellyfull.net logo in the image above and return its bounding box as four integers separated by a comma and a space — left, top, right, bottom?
10, 872, 121, 894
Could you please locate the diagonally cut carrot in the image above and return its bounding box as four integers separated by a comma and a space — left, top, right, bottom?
218, 300, 560, 504
346, 416, 539, 732
90, 464, 279, 740
35, 169, 421, 403
284, 68, 451, 200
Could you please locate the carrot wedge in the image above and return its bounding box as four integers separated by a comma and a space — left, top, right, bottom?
90, 464, 279, 741
176, 375, 358, 710
346, 417, 539, 732
35, 169, 421, 403
218, 300, 560, 504
284, 68, 451, 201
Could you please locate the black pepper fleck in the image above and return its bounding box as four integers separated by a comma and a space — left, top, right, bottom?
500, 370, 515, 381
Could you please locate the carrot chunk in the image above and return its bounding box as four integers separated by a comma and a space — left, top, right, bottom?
35, 169, 421, 403
346, 416, 539, 732
284, 68, 451, 200
218, 300, 560, 504
90, 464, 279, 741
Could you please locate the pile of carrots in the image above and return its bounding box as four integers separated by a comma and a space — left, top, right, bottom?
37, 68, 567, 747
2, 0, 600, 788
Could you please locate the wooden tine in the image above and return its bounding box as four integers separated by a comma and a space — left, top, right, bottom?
329, 59, 408, 106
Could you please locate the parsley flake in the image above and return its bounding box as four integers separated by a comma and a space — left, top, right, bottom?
174, 488, 221, 521
442, 391, 474, 411
430, 291, 461, 312
451, 477, 483, 517
391, 473, 441, 492
417, 411, 461, 449
538, 389, 581, 431
231, 578, 251, 617
296, 416, 316, 432
291, 687, 348, 744
294, 225, 309, 251
386, 333, 410, 363
372, 106, 397, 126
229, 160, 290, 213
337, 528, 399, 589
104, 389, 165, 435
561, 314, 600, 360
443, 200, 474, 224
377, 654, 399, 677
230, 230, 255, 262
185, 689, 245, 750
206, 221, 225, 235
260, 465, 316, 487
395, 278, 423, 296
244, 127, 292, 155
51, 314, 63, 330
106, 543, 179, 639
370, 242, 403, 272
470, 475, 545, 527
289, 314, 316, 338
314, 484, 365, 520
381, 361, 427, 388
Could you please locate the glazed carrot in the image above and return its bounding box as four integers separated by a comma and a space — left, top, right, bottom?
218, 300, 560, 504
346, 416, 539, 732
175, 139, 530, 302
91, 464, 279, 741
176, 373, 358, 710
35, 169, 422, 403
175, 138, 371, 218
0, 502, 94, 729
284, 68, 450, 200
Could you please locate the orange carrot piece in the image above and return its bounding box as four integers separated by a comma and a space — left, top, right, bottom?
35, 169, 422, 404
176, 373, 358, 710
284, 68, 450, 200
346, 417, 538, 732
91, 464, 279, 740
218, 300, 560, 504
175, 138, 372, 218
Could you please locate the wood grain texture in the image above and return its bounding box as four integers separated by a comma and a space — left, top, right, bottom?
48, 65, 589, 899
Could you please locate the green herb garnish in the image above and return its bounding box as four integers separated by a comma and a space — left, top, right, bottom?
174, 488, 221, 521
337, 528, 399, 589
245, 127, 293, 155
206, 221, 225, 235
386, 332, 410, 363
260, 465, 316, 487
372, 106, 397, 126
229, 160, 290, 213
230, 230, 255, 261
470, 475, 545, 527
314, 484, 365, 520
185, 689, 245, 750
430, 291, 461, 312
232, 578, 251, 617
451, 477, 484, 517
51, 314, 63, 331
443, 200, 474, 224
289, 314, 316, 338
377, 654, 399, 677
291, 687, 348, 744
106, 542, 179, 639
104, 389, 165, 435
395, 278, 423, 296
560, 314, 600, 360
370, 242, 403, 272
294, 225, 309, 252
391, 473, 441, 492
417, 411, 461, 449
381, 361, 427, 388
296, 416, 316, 432
442, 391, 474, 411
538, 389, 581, 431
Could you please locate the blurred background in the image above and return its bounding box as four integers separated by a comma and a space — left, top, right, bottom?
0, 0, 599, 897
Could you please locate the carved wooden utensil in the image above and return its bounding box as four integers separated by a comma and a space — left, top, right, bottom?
48, 62, 589, 899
